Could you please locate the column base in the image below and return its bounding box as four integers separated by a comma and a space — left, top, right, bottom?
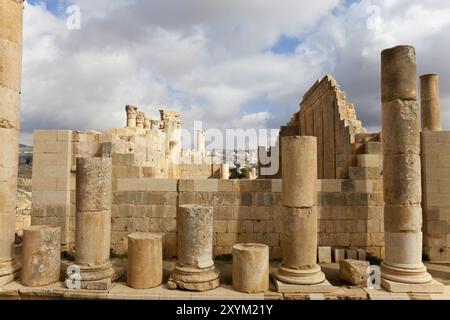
381, 262, 432, 284
381, 278, 445, 293
272, 273, 335, 293
0, 259, 20, 288
167, 265, 220, 292
65, 262, 114, 290
273, 264, 326, 285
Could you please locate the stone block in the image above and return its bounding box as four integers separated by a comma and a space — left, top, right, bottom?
365, 142, 381, 154
357, 249, 366, 261
346, 248, 358, 260
357, 154, 380, 167
334, 248, 346, 263
320, 180, 342, 192
318, 246, 332, 263
339, 259, 370, 286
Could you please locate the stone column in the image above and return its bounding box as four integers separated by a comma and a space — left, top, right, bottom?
66, 157, 114, 290
127, 233, 163, 289
420, 74, 441, 131
220, 164, 230, 180
168, 205, 220, 291
21, 226, 61, 287
0, 0, 24, 288
125, 105, 138, 128
232, 243, 269, 293
381, 45, 433, 288
274, 136, 325, 285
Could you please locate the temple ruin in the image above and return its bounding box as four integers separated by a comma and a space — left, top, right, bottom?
0, 0, 449, 300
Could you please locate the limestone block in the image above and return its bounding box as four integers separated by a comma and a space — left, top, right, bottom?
334, 248, 346, 263
281, 136, 317, 208
346, 248, 358, 260
383, 154, 421, 205
339, 259, 370, 286
381, 45, 417, 102
348, 167, 381, 180
365, 142, 381, 154
21, 226, 61, 287
357, 249, 367, 261
320, 180, 342, 193
318, 246, 332, 263
357, 154, 380, 168
232, 243, 269, 293
127, 233, 162, 289
382, 99, 420, 154
384, 231, 424, 267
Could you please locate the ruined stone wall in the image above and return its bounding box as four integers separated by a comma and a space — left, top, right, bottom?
259, 75, 378, 180
421, 131, 450, 261
31, 128, 223, 246
109, 177, 384, 260
299, 75, 368, 179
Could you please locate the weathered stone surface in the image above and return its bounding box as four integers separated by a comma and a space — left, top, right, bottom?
168, 205, 219, 291
382, 100, 420, 155
76, 157, 112, 212
0, 0, 23, 289
420, 74, 441, 131
232, 243, 269, 294
21, 226, 61, 287
280, 207, 319, 269
383, 154, 422, 205
339, 259, 370, 286
281, 136, 317, 208
318, 246, 332, 263
381, 45, 417, 102
127, 233, 162, 289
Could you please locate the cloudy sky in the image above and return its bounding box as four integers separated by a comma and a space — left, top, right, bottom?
20, 0, 450, 146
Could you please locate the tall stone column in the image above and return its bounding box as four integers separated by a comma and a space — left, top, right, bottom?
381, 45, 435, 291
420, 74, 441, 131
274, 136, 325, 285
0, 0, 24, 288
168, 205, 220, 291
125, 105, 138, 128
66, 157, 114, 290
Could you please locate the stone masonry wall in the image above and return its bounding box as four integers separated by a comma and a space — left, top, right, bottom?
110, 178, 385, 260
421, 131, 450, 261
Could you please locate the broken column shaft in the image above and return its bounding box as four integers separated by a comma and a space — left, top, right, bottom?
168, 205, 220, 291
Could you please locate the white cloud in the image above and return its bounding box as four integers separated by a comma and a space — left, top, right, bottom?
19, 0, 450, 147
